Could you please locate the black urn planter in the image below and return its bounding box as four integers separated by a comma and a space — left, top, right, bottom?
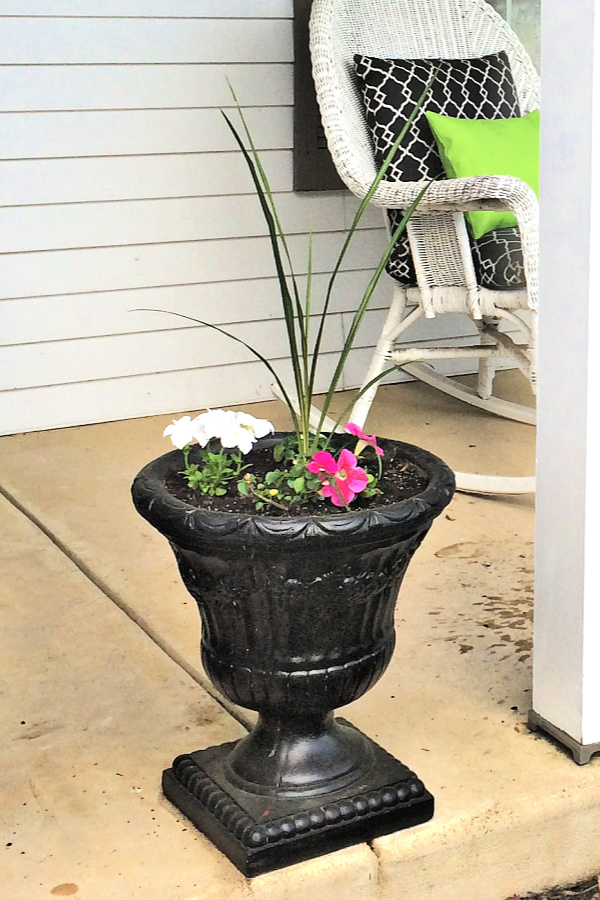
131, 434, 454, 876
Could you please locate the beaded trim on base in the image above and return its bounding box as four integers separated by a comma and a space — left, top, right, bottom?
172, 752, 427, 850
162, 721, 434, 875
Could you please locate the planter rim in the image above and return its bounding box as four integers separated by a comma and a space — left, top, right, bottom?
131, 433, 455, 548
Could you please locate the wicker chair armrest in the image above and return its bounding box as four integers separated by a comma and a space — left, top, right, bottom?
366, 175, 539, 309
368, 174, 536, 214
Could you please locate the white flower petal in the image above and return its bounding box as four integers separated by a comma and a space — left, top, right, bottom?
163, 409, 273, 454
218, 421, 255, 455
190, 415, 211, 448
163, 415, 198, 449
234, 431, 256, 454
235, 412, 275, 439
251, 417, 275, 439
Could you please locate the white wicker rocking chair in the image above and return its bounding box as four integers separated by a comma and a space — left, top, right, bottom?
309, 0, 539, 494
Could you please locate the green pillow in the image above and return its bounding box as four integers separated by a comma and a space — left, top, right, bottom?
425, 108, 540, 240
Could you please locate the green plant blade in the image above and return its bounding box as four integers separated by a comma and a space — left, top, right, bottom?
314, 182, 431, 439
221, 111, 306, 418
326, 363, 411, 442
307, 65, 440, 416
223, 91, 309, 378
226, 81, 306, 335
132, 307, 301, 434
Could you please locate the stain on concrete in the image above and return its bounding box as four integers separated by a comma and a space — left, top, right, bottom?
423, 539, 534, 665
50, 885, 79, 897
14, 721, 62, 741
434, 542, 487, 559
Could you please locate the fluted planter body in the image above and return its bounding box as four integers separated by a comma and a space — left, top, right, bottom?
132, 434, 454, 875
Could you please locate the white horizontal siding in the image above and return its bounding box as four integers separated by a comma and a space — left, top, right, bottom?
0, 352, 338, 437
0, 64, 292, 111
0, 19, 293, 64
1, 315, 348, 391
0, 231, 386, 300
0, 1, 292, 16
8, 301, 489, 393
0, 193, 350, 252
0, 108, 291, 158
0, 272, 391, 345
0, 151, 291, 205
0, 3, 473, 436
3, 334, 513, 437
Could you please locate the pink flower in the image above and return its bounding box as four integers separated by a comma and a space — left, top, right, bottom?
307, 450, 339, 475
345, 422, 384, 457
307, 448, 369, 507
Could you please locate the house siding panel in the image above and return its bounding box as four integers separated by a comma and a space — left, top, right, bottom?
0, 1, 292, 16
0, 1, 457, 435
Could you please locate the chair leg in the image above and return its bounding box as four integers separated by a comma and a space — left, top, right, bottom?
271, 285, 536, 493
477, 334, 496, 401
350, 286, 409, 429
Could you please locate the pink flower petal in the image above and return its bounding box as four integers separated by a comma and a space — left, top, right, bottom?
320, 482, 348, 507
307, 450, 339, 475
345, 467, 369, 493
345, 422, 384, 457
345, 422, 364, 438
337, 448, 358, 469
311, 447, 370, 508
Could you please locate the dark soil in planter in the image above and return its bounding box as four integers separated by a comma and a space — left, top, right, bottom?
165, 442, 429, 517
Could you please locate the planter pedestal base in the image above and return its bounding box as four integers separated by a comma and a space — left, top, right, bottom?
132, 437, 455, 876
162, 719, 433, 877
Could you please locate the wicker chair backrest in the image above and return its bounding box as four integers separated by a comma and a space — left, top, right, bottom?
311, 0, 540, 190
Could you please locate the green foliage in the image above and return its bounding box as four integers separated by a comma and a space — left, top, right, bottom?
238, 458, 323, 512
151, 72, 439, 513
181, 446, 248, 496
219, 89, 432, 457
141, 74, 435, 468
178, 433, 385, 513
362, 472, 383, 499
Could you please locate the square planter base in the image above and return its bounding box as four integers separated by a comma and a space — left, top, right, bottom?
162, 718, 434, 876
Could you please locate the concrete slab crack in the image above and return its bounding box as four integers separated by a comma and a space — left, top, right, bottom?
0, 482, 253, 732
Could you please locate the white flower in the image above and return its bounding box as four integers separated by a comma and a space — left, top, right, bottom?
164, 409, 274, 455
192, 408, 233, 447
163, 415, 199, 449
237, 412, 274, 440
218, 411, 275, 455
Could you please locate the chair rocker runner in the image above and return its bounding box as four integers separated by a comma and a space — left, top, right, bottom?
308, 0, 539, 494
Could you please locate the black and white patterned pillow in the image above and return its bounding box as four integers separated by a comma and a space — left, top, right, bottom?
472, 226, 525, 288
354, 52, 526, 290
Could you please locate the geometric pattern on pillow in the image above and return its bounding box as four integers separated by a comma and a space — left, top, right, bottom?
354, 52, 525, 289
471, 227, 525, 290
354, 52, 521, 182
385, 214, 526, 290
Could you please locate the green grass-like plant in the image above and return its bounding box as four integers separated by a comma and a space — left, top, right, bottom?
143, 73, 436, 475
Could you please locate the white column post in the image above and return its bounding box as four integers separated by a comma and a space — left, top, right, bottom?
531, 0, 600, 764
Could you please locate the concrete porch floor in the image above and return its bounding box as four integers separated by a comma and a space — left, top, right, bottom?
2, 371, 600, 900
